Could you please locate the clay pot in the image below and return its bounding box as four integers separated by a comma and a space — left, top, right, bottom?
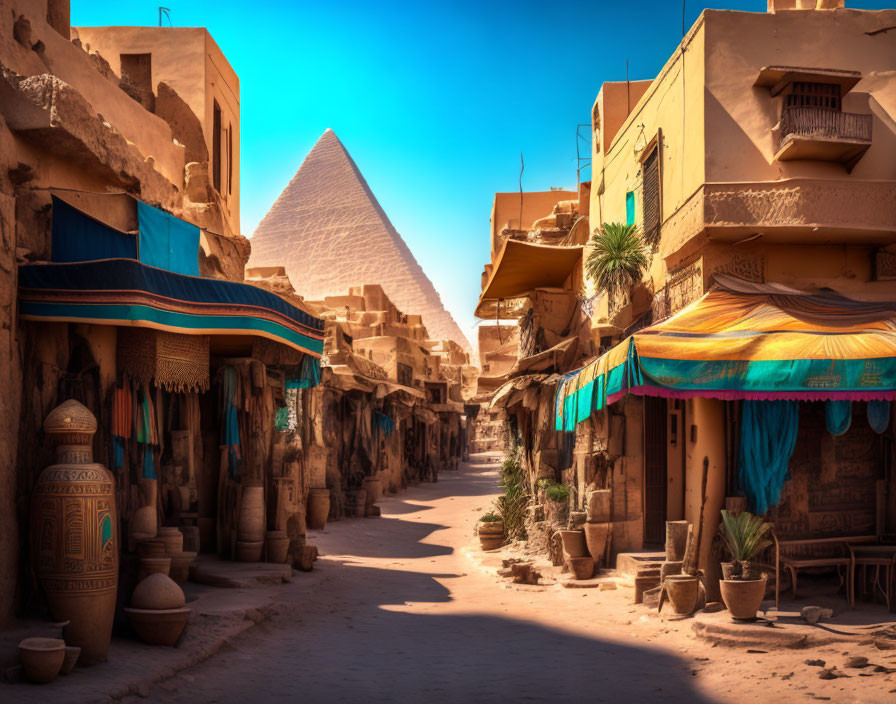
158, 527, 183, 555
137, 556, 171, 582
265, 531, 290, 564
586, 490, 611, 523
307, 488, 330, 530
18, 638, 66, 684
663, 575, 699, 615
125, 607, 191, 646
478, 520, 504, 550
558, 529, 587, 559
362, 477, 382, 506
236, 540, 264, 562
169, 551, 197, 582
60, 646, 80, 675
346, 489, 367, 518
179, 526, 200, 553
583, 522, 610, 565
568, 556, 595, 580
720, 576, 768, 621
237, 484, 265, 542
132, 573, 185, 610
31, 400, 118, 665
136, 538, 167, 558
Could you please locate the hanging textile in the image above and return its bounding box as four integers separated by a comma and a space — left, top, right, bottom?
374, 411, 395, 436
557, 430, 575, 472
867, 400, 890, 434
51, 195, 138, 263
135, 385, 158, 479
825, 400, 852, 436
738, 400, 799, 515
274, 406, 290, 431
221, 366, 241, 477
111, 383, 134, 469
137, 200, 200, 276
289, 355, 321, 389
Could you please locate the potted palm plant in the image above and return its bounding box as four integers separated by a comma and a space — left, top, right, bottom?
584, 222, 649, 292
718, 510, 773, 620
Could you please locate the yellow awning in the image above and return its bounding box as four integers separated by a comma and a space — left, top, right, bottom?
475, 240, 582, 317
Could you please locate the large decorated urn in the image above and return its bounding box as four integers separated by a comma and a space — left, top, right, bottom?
31, 400, 118, 665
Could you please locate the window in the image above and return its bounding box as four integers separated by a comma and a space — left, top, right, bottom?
119, 54, 153, 110
785, 82, 841, 111
625, 191, 635, 226
641, 145, 661, 247
397, 363, 413, 387
212, 101, 222, 192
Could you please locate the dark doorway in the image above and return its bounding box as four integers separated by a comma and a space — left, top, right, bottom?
643, 396, 668, 545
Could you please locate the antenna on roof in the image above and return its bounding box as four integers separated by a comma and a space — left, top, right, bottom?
682, 1, 686, 37
159, 7, 172, 27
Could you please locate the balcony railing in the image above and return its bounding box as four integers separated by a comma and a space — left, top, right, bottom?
777, 107, 872, 152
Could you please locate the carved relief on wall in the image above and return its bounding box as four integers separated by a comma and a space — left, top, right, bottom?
666, 257, 704, 315
708, 252, 766, 284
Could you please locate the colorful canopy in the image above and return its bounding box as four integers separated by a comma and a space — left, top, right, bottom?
556, 275, 896, 430
19, 259, 325, 357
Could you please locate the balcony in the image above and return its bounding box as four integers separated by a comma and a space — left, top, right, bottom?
774, 107, 872, 167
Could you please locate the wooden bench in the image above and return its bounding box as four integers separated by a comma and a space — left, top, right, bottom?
774, 534, 878, 610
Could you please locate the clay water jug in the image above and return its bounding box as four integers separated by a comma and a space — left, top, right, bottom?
237, 483, 265, 542
31, 400, 118, 665
307, 488, 330, 530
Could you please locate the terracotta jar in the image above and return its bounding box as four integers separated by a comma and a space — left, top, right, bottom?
265, 530, 290, 564
362, 477, 382, 506
31, 400, 118, 665
132, 573, 185, 610
478, 520, 504, 550
583, 522, 610, 566
158, 527, 183, 555
168, 551, 197, 582
307, 488, 330, 530
663, 575, 700, 615
137, 556, 171, 582
567, 556, 595, 580
236, 540, 264, 562
720, 575, 768, 620
136, 538, 166, 558
558, 529, 587, 559
18, 637, 66, 684
237, 484, 265, 542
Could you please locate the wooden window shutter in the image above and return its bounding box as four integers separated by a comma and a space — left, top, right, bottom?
642, 147, 660, 246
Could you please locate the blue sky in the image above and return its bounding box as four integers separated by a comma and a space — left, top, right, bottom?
72, 0, 891, 349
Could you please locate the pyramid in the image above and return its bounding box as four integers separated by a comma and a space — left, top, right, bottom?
249, 130, 471, 352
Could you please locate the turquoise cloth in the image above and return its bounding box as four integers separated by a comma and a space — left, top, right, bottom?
221, 366, 240, 477
625, 191, 636, 226
137, 201, 200, 276
825, 400, 852, 435
289, 355, 321, 389
867, 400, 890, 434
738, 400, 799, 515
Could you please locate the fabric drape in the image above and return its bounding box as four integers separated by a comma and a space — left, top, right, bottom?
867, 400, 890, 434
738, 400, 799, 515
825, 400, 852, 436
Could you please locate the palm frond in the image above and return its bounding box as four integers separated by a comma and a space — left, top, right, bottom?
720, 510, 772, 562
585, 222, 649, 292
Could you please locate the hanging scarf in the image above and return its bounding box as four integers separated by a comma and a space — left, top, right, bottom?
136, 385, 158, 479
111, 383, 133, 469
825, 400, 852, 436
221, 366, 241, 477
738, 400, 799, 515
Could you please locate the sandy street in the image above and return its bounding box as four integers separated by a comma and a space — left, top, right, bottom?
129, 458, 896, 704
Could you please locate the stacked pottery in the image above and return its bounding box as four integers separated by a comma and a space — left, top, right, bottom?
124, 573, 191, 646
30, 400, 118, 665
558, 529, 593, 580
157, 527, 195, 582
362, 477, 382, 517
136, 537, 171, 581
583, 490, 611, 571
236, 483, 264, 561
307, 488, 330, 530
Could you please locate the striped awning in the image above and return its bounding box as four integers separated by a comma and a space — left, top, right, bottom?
18, 259, 325, 357
556, 275, 896, 430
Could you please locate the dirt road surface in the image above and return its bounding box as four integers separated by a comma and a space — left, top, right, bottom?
128, 458, 896, 703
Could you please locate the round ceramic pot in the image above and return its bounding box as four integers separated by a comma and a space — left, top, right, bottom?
125, 607, 191, 646
136, 538, 167, 558
169, 551, 197, 582
664, 575, 699, 615
132, 573, 185, 610
137, 556, 171, 582
237, 484, 265, 542
720, 576, 767, 620
265, 531, 290, 564
18, 638, 66, 683
478, 520, 504, 550
157, 527, 183, 555
568, 556, 595, 580
583, 522, 610, 566
362, 477, 382, 506
31, 400, 117, 666
586, 490, 611, 523
60, 645, 80, 675
558, 529, 587, 559
236, 540, 264, 562
307, 489, 330, 530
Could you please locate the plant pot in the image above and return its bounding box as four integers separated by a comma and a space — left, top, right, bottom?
235, 540, 264, 562
168, 551, 197, 582
307, 488, 330, 530
663, 575, 699, 615
558, 529, 587, 559
60, 646, 80, 675
137, 556, 171, 582
124, 607, 191, 646
362, 477, 382, 506
478, 520, 504, 550
18, 638, 66, 683
265, 530, 290, 564
568, 556, 595, 580
583, 522, 610, 566
720, 576, 767, 621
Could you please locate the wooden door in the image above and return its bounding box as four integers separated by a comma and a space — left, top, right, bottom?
644, 396, 668, 545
